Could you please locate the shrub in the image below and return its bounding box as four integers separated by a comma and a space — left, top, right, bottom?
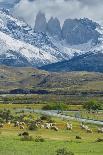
96, 138, 103, 142
28, 123, 38, 131
56, 148, 74, 155
22, 132, 29, 136
0, 117, 4, 123
18, 132, 29, 137
35, 136, 45, 142
42, 103, 69, 111
40, 115, 51, 121
76, 136, 82, 139
83, 100, 102, 111
21, 135, 34, 141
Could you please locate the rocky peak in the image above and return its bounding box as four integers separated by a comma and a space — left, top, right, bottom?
62, 18, 100, 45
47, 17, 61, 38
34, 11, 47, 33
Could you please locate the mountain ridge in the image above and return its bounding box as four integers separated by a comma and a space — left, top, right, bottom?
0, 9, 103, 71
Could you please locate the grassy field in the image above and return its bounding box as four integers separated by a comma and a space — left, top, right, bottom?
0, 66, 103, 105
0, 109, 103, 155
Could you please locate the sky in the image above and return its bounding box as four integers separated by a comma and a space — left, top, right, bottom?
0, 0, 103, 26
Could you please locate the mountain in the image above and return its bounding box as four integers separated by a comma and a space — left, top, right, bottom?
0, 9, 103, 70
0, 9, 76, 67
34, 11, 47, 33
34, 13, 100, 45
40, 52, 103, 72
47, 17, 61, 38
62, 18, 100, 45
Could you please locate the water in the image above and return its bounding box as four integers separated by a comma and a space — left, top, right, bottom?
16, 109, 103, 125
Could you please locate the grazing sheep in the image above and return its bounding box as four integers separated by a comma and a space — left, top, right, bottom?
8, 121, 11, 125
51, 126, 58, 131
20, 122, 25, 126
20, 125, 24, 129
86, 128, 93, 133
0, 124, 4, 128
66, 123, 72, 130
80, 124, 86, 129
14, 121, 20, 127
44, 123, 51, 129
80, 124, 89, 130
84, 126, 89, 130
98, 128, 103, 133
40, 124, 45, 128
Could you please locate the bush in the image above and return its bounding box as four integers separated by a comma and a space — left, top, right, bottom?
83, 100, 102, 111
40, 115, 51, 121
42, 103, 69, 111
21, 135, 34, 141
28, 123, 38, 131
0, 117, 4, 123
18, 132, 29, 137
96, 138, 103, 142
22, 132, 29, 136
76, 136, 82, 139
56, 148, 74, 155
35, 136, 45, 142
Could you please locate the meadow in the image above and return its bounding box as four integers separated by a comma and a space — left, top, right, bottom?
0, 104, 103, 155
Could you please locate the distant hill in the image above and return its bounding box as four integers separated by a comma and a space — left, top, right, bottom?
0, 65, 103, 96
40, 52, 103, 73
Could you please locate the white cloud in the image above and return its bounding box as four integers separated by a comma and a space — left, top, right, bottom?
2, 0, 103, 26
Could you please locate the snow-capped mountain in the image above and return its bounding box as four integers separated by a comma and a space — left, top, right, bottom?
0, 9, 103, 68
0, 9, 75, 67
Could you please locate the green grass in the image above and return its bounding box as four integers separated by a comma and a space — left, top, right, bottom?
0, 130, 103, 155
0, 99, 102, 155
0, 117, 103, 155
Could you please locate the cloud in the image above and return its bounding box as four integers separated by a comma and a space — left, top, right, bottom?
0, 0, 20, 9
2, 0, 103, 26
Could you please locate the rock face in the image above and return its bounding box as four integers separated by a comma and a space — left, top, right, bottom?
47, 17, 61, 38
62, 18, 100, 45
34, 12, 100, 45
34, 12, 47, 33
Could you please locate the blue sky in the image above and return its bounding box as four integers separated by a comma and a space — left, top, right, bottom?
0, 0, 103, 26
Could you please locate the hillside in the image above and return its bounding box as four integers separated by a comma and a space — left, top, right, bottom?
40, 52, 103, 72
0, 65, 103, 96
0, 9, 103, 72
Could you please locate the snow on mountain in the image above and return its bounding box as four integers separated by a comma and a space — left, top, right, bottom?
0, 31, 58, 66
0, 9, 103, 68
0, 9, 73, 67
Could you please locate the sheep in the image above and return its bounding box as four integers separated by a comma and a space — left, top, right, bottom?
80, 124, 89, 130
20, 125, 24, 129
14, 121, 20, 127
80, 124, 86, 129
8, 121, 11, 125
19, 122, 25, 126
51, 126, 58, 131
44, 123, 51, 129
0, 123, 4, 128
66, 123, 72, 130
84, 126, 89, 130
98, 128, 103, 133
86, 128, 93, 133
40, 124, 45, 128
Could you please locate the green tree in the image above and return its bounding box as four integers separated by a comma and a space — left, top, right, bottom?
83, 100, 101, 111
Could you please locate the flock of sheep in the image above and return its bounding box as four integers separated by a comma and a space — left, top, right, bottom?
0, 120, 103, 133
